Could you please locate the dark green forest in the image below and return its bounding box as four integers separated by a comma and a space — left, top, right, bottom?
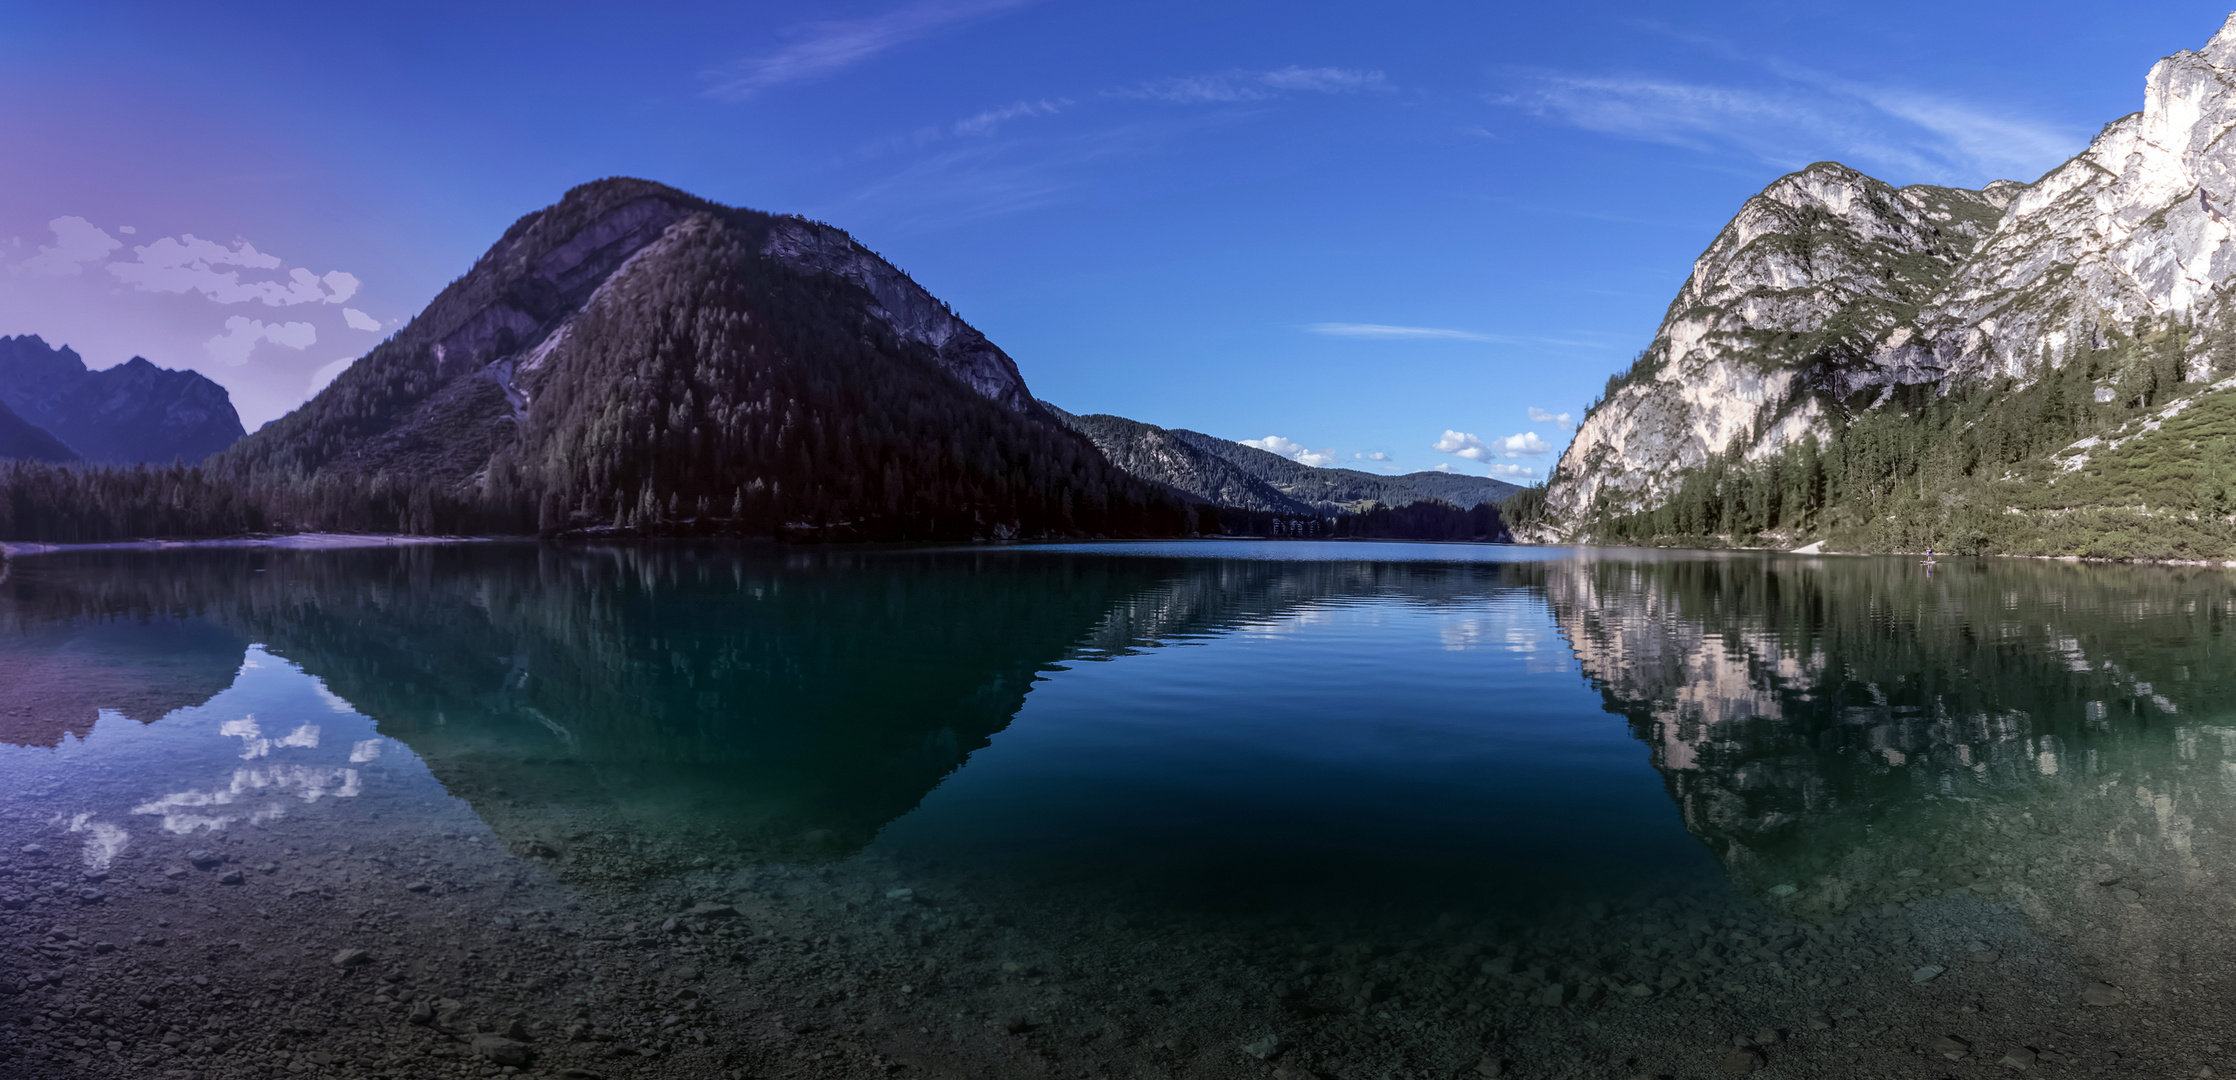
0, 460, 1513, 546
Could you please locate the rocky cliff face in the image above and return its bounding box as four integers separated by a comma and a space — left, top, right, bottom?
1542, 167, 2009, 527
1542, 14, 2236, 534
0, 336, 244, 464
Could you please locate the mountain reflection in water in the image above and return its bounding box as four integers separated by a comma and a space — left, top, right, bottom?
5, 545, 2235, 921
9, 543, 2236, 1077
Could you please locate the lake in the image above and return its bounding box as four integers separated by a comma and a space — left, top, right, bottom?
0, 541, 2228, 1079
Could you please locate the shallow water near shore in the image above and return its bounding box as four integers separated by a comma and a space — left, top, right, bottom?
3, 541, 2236, 1080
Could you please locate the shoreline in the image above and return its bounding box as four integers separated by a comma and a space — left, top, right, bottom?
0, 532, 500, 559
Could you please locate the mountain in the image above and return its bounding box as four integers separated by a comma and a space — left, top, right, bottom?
1041, 406, 1316, 514
0, 400, 76, 463
1174, 430, 1522, 515
1046, 405, 1522, 518
215, 178, 1190, 540
0, 336, 245, 465
1535, 14, 2236, 559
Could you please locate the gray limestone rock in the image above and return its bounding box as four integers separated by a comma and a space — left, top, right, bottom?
1538, 14, 2236, 535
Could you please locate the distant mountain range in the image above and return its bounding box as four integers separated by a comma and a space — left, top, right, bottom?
1047, 406, 1521, 516
0, 335, 245, 465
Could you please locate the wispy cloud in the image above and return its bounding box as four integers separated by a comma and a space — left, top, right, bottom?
1308, 322, 1615, 348
1354, 450, 1391, 462
1488, 463, 1535, 478
1113, 66, 1390, 105
1499, 62, 2079, 185
704, 0, 1033, 101
954, 98, 1070, 137
1242, 434, 1338, 468
1528, 406, 1575, 431
1309, 322, 1493, 342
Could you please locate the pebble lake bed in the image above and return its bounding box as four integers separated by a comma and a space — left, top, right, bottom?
4, 541, 2236, 1080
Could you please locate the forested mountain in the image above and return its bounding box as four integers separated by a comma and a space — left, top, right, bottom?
1171, 430, 1522, 515
1041, 405, 1315, 514
1536, 15, 2236, 559
0, 335, 244, 464
0, 400, 75, 463
1047, 403, 1521, 525
207, 177, 1191, 540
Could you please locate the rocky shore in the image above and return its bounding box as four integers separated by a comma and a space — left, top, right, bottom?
2, 778, 2224, 1080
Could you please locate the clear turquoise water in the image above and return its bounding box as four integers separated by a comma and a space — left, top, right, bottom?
6, 539, 2231, 928
9, 540, 2236, 1078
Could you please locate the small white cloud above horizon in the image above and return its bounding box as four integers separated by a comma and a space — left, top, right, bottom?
117, 225, 136, 235
206, 316, 316, 367
20, 217, 121, 277
703, 0, 1034, 101
1355, 450, 1391, 461
1488, 463, 1536, 478
1432, 462, 1454, 472
1242, 434, 1338, 468
342, 307, 382, 332
1435, 429, 1553, 463
1528, 406, 1575, 430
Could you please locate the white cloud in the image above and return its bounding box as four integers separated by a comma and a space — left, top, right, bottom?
1114, 66, 1390, 105
21, 216, 121, 277
1488, 463, 1536, 478
1501, 65, 2078, 185
955, 98, 1069, 137
703, 0, 1033, 100
108, 234, 360, 307
307, 356, 355, 396
1432, 463, 1453, 472
1432, 430, 1492, 461
1496, 431, 1553, 456
117, 225, 136, 235
205, 316, 316, 367
342, 307, 382, 332
1529, 406, 1575, 430
320, 270, 361, 303
1241, 434, 1338, 468
1308, 322, 1494, 342
1434, 429, 1552, 462
1355, 451, 1391, 461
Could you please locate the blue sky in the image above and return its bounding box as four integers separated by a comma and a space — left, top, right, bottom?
2, 1, 2228, 477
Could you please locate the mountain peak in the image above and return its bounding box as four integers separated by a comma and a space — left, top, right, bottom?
0, 336, 244, 464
